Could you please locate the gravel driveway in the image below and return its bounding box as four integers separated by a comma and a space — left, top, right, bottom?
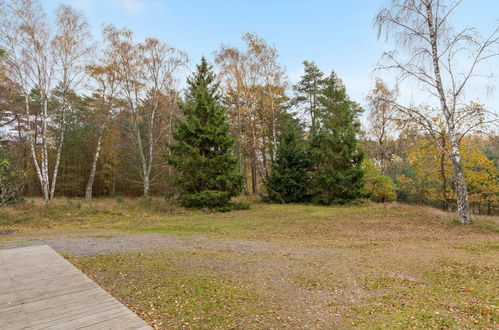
0, 232, 284, 256
0, 232, 345, 257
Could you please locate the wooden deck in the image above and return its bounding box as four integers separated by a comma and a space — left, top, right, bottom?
0, 245, 151, 330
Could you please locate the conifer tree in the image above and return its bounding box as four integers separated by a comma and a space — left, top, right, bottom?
263, 120, 310, 203
293, 61, 325, 135
166, 58, 245, 210
309, 72, 365, 205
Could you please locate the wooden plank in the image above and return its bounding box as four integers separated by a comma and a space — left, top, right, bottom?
0, 245, 151, 330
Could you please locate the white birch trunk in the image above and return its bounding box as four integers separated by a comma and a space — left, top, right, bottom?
40, 98, 50, 201
448, 127, 472, 223
25, 96, 44, 193
426, 3, 472, 224
132, 108, 149, 201
49, 130, 63, 199
144, 104, 156, 200
49, 105, 66, 200
85, 124, 105, 199
139, 104, 157, 201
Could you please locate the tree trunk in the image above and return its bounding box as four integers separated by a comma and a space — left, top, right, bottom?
262, 138, 268, 177
141, 162, 151, 201
241, 154, 249, 195
49, 102, 68, 199
426, 3, 471, 223
235, 105, 248, 195
251, 153, 258, 195
269, 86, 277, 163
440, 134, 449, 212
49, 129, 64, 200
40, 98, 50, 202
25, 96, 46, 200
131, 105, 149, 201
448, 129, 472, 224
85, 124, 105, 199
249, 115, 259, 195
144, 105, 156, 202
243, 176, 249, 195
143, 144, 151, 202
143, 175, 150, 201
310, 90, 316, 136
440, 152, 449, 212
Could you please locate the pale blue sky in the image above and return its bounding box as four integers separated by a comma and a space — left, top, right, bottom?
41, 0, 499, 112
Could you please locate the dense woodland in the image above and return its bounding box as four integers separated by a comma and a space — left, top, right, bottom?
0, 0, 497, 221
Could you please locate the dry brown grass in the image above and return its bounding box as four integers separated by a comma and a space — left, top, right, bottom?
2, 198, 498, 328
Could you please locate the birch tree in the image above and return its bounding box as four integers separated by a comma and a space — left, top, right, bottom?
374, 0, 499, 224
215, 46, 257, 193
0, 49, 20, 130
104, 25, 187, 200
366, 79, 398, 175
243, 33, 288, 163
0, 0, 91, 201
50, 5, 92, 199
84, 62, 118, 199
0, 0, 55, 201
215, 33, 288, 194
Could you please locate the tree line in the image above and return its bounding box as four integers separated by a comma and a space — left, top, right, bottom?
0, 0, 497, 223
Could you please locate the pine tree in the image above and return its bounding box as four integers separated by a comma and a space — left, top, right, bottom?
293, 61, 325, 135
166, 58, 245, 210
263, 120, 310, 203
308, 72, 365, 205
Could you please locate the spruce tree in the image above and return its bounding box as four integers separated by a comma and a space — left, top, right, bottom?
309, 72, 365, 205
166, 58, 245, 210
263, 120, 310, 203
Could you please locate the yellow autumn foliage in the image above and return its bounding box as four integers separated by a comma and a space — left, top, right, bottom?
397, 136, 498, 204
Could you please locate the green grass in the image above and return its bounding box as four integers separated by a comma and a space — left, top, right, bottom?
2, 197, 499, 328
455, 240, 499, 254
353, 259, 498, 328
69, 251, 287, 329
69, 246, 499, 329
2, 197, 496, 240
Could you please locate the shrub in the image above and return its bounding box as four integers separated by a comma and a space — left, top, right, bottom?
362, 160, 397, 203
114, 195, 125, 204
0, 159, 25, 206
180, 190, 232, 209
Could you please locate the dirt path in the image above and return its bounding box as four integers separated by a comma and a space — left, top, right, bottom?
0, 232, 268, 255
0, 232, 346, 257
3, 228, 496, 329
1, 232, 359, 328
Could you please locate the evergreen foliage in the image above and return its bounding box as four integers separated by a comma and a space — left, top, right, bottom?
308, 72, 365, 205
0, 157, 25, 206
293, 61, 324, 135
166, 58, 245, 210
263, 120, 310, 203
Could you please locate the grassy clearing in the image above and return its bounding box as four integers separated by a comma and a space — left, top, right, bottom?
70, 244, 498, 329
354, 259, 498, 328
69, 250, 288, 329
1, 196, 497, 238
2, 197, 499, 328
